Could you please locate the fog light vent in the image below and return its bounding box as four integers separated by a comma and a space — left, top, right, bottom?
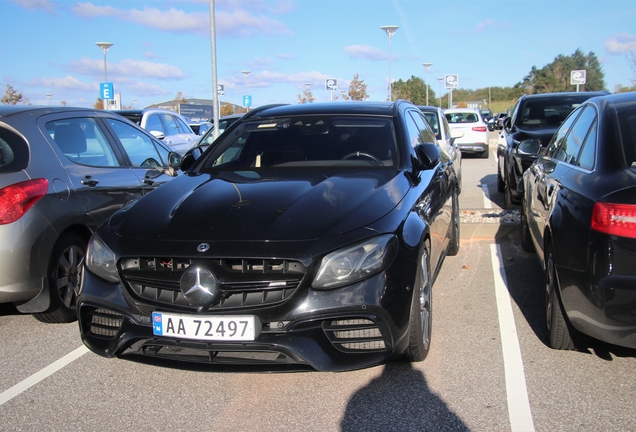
88, 308, 123, 338
323, 318, 387, 352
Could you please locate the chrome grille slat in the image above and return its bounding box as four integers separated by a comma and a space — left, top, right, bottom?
119, 256, 305, 310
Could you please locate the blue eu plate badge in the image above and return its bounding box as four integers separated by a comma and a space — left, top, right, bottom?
152, 312, 162, 335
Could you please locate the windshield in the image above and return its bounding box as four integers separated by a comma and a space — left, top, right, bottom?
198, 115, 397, 171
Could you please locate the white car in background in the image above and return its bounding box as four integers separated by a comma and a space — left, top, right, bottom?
444, 108, 490, 158
114, 109, 198, 155
418, 106, 463, 193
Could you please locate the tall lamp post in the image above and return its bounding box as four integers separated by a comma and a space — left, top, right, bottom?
96, 42, 113, 110
242, 70, 251, 112
46, 93, 52, 105
437, 77, 443, 107
423, 63, 432, 106
380, 25, 399, 101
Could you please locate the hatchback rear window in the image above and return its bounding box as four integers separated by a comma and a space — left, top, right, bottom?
445, 112, 479, 124
0, 126, 29, 173
518, 97, 590, 128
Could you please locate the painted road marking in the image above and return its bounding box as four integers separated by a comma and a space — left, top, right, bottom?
0, 345, 88, 406
491, 244, 535, 432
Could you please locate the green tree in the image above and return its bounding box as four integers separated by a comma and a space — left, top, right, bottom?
391, 75, 438, 106
518, 49, 606, 93
1, 84, 30, 105
347, 74, 369, 101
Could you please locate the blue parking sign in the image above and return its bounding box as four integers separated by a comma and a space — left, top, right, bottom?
100, 82, 114, 100
243, 95, 252, 107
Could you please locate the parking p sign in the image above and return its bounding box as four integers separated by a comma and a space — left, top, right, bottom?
571, 70, 586, 85
445, 74, 458, 89
325, 79, 338, 91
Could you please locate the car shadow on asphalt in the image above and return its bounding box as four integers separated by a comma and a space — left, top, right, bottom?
340, 361, 469, 432
496, 235, 636, 361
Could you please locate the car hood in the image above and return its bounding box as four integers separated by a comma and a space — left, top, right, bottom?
109, 170, 409, 242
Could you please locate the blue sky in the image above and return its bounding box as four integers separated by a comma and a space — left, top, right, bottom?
2, 0, 635, 109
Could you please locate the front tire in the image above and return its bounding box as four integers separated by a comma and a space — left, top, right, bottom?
405, 247, 432, 362
34, 233, 86, 323
497, 163, 505, 193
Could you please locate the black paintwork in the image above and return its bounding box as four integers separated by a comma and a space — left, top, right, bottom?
77, 100, 460, 371
522, 92, 636, 348
497, 91, 608, 205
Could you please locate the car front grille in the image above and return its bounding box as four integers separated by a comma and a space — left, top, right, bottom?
119, 257, 306, 311
323, 318, 387, 352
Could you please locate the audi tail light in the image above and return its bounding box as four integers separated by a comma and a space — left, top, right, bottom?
591, 202, 636, 239
472, 126, 487, 132
0, 179, 49, 225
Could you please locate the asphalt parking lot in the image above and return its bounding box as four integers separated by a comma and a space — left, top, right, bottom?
1, 132, 635, 431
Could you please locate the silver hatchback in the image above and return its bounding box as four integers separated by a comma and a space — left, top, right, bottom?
0, 106, 181, 322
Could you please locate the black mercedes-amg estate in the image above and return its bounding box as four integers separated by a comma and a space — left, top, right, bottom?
78, 100, 460, 371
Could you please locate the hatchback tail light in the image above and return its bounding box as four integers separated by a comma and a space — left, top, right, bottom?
472, 126, 487, 132
591, 202, 636, 239
0, 179, 49, 225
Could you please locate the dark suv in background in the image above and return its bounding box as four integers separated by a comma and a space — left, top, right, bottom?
497, 91, 608, 207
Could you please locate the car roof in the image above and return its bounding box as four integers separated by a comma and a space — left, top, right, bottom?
245, 101, 402, 119
0, 105, 98, 118
518, 91, 609, 101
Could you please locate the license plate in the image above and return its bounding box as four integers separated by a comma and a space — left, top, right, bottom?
152, 312, 259, 341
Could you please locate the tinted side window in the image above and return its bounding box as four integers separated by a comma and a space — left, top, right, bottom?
0, 126, 29, 173
578, 118, 597, 170
422, 112, 441, 140
46, 118, 120, 167
161, 114, 179, 135
554, 106, 596, 164
546, 107, 581, 157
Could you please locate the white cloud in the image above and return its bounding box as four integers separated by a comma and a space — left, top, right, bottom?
11, 0, 55, 13
26, 75, 95, 91
604, 33, 636, 54
344, 45, 387, 61
67, 57, 185, 81
71, 2, 292, 37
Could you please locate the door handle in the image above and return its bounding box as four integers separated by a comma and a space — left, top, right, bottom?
547, 184, 555, 197
142, 178, 156, 186
80, 176, 99, 187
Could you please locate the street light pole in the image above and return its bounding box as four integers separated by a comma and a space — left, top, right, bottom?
380, 25, 399, 102
242, 70, 251, 112
95, 42, 113, 110
209, 0, 220, 139
46, 93, 52, 105
437, 77, 443, 107
423, 63, 432, 106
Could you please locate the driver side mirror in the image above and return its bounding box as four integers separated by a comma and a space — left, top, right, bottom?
503, 117, 514, 133
412, 142, 441, 171
165, 151, 182, 177
180, 146, 203, 172
450, 129, 464, 144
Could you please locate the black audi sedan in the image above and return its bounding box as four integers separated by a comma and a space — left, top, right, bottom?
497, 91, 608, 207
521, 92, 636, 351
77, 100, 461, 371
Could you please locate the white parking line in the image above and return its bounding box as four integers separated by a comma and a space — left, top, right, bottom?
490, 244, 535, 432
482, 183, 493, 209
0, 345, 88, 406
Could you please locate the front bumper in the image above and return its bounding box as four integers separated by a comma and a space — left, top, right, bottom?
78, 267, 414, 372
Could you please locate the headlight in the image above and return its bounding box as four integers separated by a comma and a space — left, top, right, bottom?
312, 235, 397, 289
85, 234, 119, 283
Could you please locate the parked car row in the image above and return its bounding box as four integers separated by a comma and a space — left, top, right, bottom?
518, 91, 636, 352
496, 91, 608, 207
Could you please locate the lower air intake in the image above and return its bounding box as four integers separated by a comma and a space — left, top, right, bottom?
323, 318, 387, 352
